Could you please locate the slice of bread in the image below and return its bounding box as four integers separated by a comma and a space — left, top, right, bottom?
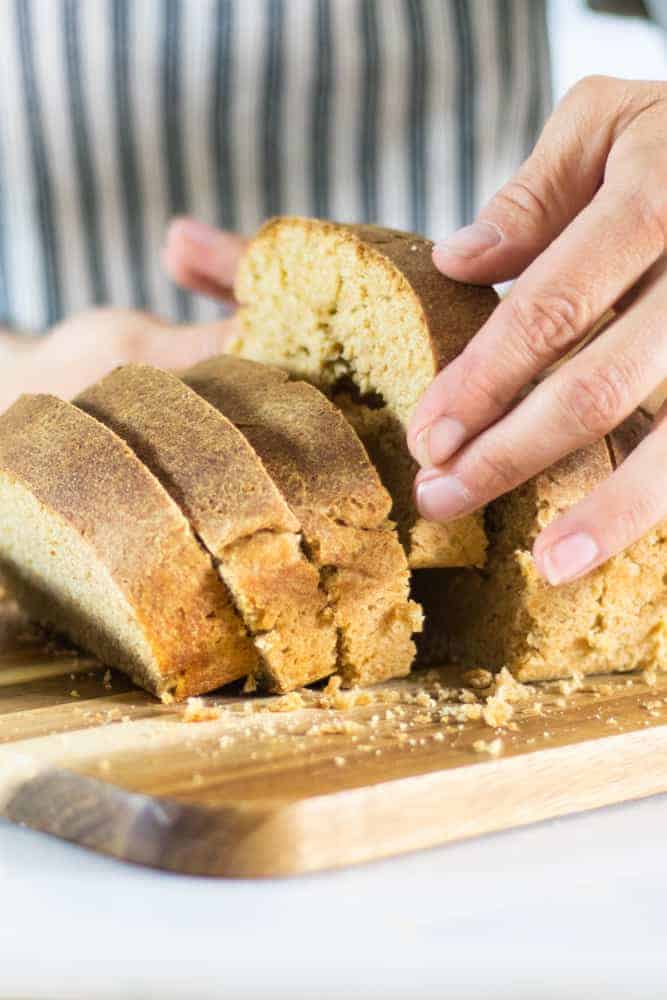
0, 394, 258, 699
415, 412, 667, 681
77, 365, 337, 692
184, 355, 423, 686
232, 216, 499, 569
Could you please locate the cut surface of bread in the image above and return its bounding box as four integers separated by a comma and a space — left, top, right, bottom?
77, 365, 336, 692
185, 355, 423, 686
233, 216, 498, 569
415, 413, 667, 681
0, 395, 258, 699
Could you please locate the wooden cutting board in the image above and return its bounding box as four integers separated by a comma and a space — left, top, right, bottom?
3, 598, 667, 878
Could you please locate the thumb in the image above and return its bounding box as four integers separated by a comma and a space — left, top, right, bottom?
131, 316, 240, 372
433, 75, 621, 285
163, 217, 248, 303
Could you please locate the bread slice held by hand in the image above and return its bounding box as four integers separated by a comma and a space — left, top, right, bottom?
415, 412, 667, 681
232, 216, 499, 569
0, 394, 258, 700
77, 365, 337, 692
184, 355, 423, 686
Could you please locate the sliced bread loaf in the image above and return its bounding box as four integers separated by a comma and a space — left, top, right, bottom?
184, 355, 423, 686
0, 394, 258, 699
232, 216, 499, 569
415, 412, 667, 681
77, 365, 337, 692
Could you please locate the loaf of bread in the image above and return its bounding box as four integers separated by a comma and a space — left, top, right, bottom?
415, 412, 667, 681
184, 355, 423, 685
77, 365, 337, 692
0, 394, 258, 699
232, 216, 499, 570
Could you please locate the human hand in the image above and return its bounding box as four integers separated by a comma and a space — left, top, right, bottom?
408, 76, 667, 586
5, 306, 237, 411
162, 218, 248, 303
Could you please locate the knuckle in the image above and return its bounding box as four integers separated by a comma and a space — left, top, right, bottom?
505, 292, 586, 366
492, 177, 551, 229
624, 183, 667, 254
612, 489, 662, 549
472, 447, 522, 498
458, 347, 511, 414
568, 74, 620, 110
556, 362, 636, 438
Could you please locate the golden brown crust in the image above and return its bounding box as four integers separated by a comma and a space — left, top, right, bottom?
186, 355, 390, 528
0, 395, 258, 697
77, 365, 336, 693
185, 355, 422, 685
421, 415, 667, 683
342, 223, 500, 373
77, 365, 298, 548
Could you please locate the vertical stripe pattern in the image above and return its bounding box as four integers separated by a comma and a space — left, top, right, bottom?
0, 0, 551, 332
311, 0, 333, 218
525, 0, 552, 157
405, 0, 428, 233
261, 0, 284, 218
0, 129, 10, 326
359, 0, 380, 223
15, 0, 63, 327
452, 0, 476, 228
212, 0, 236, 231
63, 0, 107, 305
162, 0, 191, 320
112, 0, 148, 308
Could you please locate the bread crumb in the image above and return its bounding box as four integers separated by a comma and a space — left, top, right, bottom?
192, 772, 204, 786
102, 669, 112, 690
482, 696, 513, 728
415, 690, 436, 709
433, 731, 445, 742
557, 670, 583, 696
243, 674, 258, 694
161, 690, 175, 705
98, 759, 111, 773
462, 668, 493, 690
642, 668, 658, 687
69, 690, 80, 698
491, 667, 533, 704
333, 755, 346, 767
473, 738, 503, 756
268, 691, 306, 712
183, 697, 222, 723
555, 697, 567, 708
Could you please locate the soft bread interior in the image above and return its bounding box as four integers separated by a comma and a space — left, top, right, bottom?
0, 474, 165, 696
234, 220, 436, 426
234, 219, 488, 568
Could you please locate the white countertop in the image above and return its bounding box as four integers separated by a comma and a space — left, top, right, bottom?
2, 792, 667, 999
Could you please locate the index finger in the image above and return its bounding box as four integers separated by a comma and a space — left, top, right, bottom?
407, 180, 666, 470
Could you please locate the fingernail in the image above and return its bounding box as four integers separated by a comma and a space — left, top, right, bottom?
415, 473, 471, 521
414, 417, 467, 469
175, 218, 218, 249
434, 221, 502, 260
540, 532, 599, 585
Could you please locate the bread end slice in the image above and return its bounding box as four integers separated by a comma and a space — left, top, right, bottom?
0, 394, 257, 700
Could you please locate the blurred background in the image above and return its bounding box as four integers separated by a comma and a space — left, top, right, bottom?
551, 0, 666, 97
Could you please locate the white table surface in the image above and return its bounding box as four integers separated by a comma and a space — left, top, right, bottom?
2, 791, 667, 999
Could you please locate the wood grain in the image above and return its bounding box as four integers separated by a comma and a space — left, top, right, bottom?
2, 600, 667, 877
